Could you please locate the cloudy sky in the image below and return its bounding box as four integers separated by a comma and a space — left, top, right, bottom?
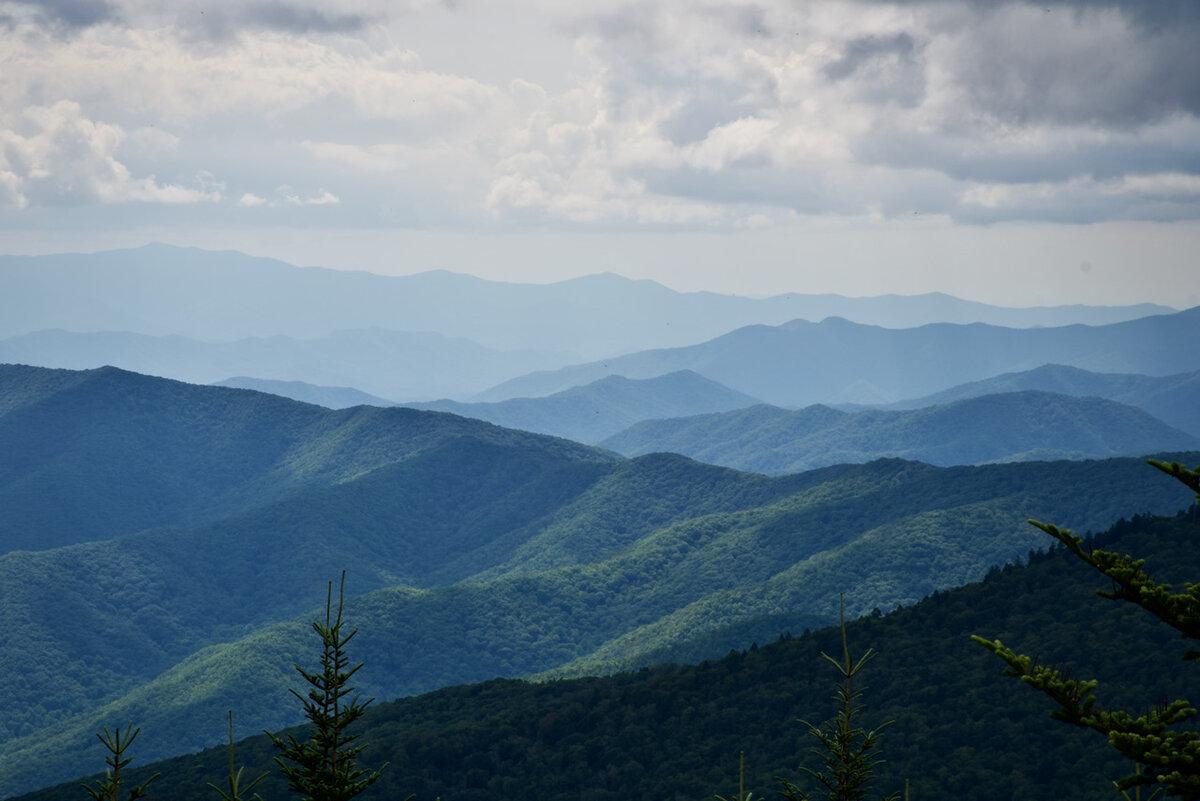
2, 0, 1198, 307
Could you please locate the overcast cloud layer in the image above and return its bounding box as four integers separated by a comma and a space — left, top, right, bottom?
1, 0, 1198, 305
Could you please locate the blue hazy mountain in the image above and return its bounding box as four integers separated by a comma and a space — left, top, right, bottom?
408, 370, 762, 443
0, 243, 1173, 361
479, 307, 1200, 406
0, 328, 567, 402
873, 363, 1200, 437
212, 376, 398, 409
600, 391, 1200, 474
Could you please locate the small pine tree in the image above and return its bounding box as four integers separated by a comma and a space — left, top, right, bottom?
269, 572, 389, 801
777, 596, 899, 801
209, 711, 269, 801
82, 724, 160, 801
973, 458, 1200, 800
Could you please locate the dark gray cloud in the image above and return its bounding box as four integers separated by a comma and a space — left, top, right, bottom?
187, 2, 379, 40
854, 125, 1200, 184
954, 13, 1200, 127
822, 32, 926, 108
2, 0, 118, 29
823, 32, 916, 81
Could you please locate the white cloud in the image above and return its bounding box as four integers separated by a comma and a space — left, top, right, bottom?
0, 0, 1196, 229
0, 100, 220, 207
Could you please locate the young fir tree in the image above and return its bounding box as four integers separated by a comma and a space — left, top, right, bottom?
973, 458, 1200, 800
82, 724, 160, 801
209, 711, 268, 801
777, 596, 899, 801
269, 572, 389, 801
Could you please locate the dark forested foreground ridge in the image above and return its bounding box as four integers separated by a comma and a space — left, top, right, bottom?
14, 500, 1198, 801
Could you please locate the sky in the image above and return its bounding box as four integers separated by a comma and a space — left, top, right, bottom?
1, 0, 1198, 308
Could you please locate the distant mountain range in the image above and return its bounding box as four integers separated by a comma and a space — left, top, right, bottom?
0, 243, 1174, 359
0, 328, 565, 402
212, 377, 397, 409
480, 308, 1200, 405
600, 391, 1200, 474
1, 364, 1194, 796
409, 370, 762, 443
878, 363, 1200, 437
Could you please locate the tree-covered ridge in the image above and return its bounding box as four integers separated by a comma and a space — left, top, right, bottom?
13, 506, 1198, 801
601, 390, 1199, 474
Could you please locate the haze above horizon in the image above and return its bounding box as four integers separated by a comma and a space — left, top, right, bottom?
1, 1, 1198, 309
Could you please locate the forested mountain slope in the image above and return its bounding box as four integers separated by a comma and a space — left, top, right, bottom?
0, 364, 614, 553
601, 391, 1200, 473
15, 501, 1199, 801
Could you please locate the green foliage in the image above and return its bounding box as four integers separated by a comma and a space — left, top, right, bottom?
269, 573, 390, 801
776, 598, 898, 801
973, 459, 1200, 799
81, 725, 160, 801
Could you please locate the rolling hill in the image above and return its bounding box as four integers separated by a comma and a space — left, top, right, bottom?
600, 391, 1200, 474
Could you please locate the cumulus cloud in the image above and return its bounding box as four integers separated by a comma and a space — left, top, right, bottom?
0, 101, 220, 206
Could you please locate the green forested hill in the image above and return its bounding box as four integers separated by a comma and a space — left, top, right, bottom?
14, 503, 1198, 801
601, 390, 1200, 473
0, 363, 614, 553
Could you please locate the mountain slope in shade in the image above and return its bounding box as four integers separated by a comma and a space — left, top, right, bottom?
212, 376, 398, 409
0, 328, 569, 401
0, 363, 614, 553
0, 243, 1174, 359
878, 363, 1200, 437
600, 391, 1200, 474
478, 307, 1200, 405
409, 370, 762, 443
